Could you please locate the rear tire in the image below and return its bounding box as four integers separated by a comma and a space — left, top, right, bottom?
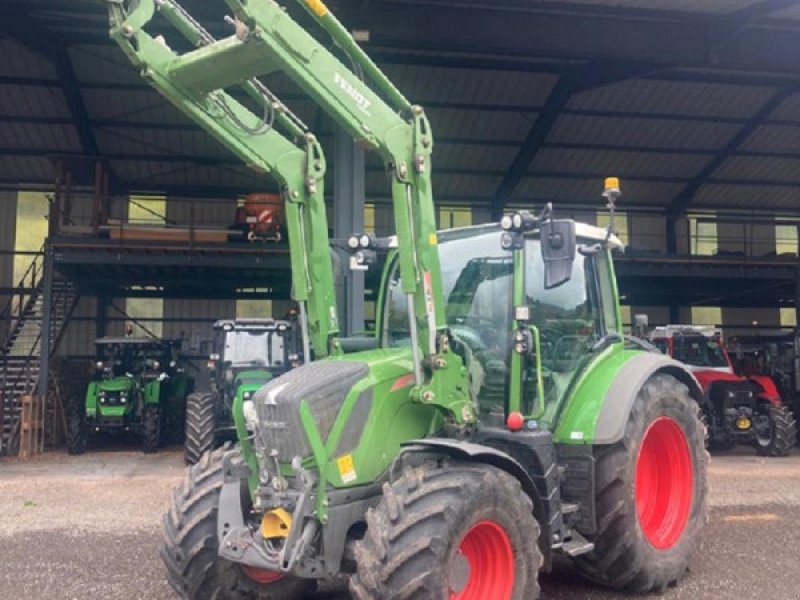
160, 446, 315, 600
754, 404, 796, 457
66, 403, 87, 455
572, 373, 708, 593
184, 392, 217, 465
350, 461, 541, 600
142, 405, 161, 454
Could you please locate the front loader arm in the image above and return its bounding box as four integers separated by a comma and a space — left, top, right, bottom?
106, 0, 340, 359
107, 0, 475, 426
222, 0, 471, 423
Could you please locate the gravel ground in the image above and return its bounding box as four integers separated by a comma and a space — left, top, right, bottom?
2, 446, 800, 599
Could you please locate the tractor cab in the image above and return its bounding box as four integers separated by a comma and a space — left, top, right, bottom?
381, 221, 623, 429
209, 319, 297, 395
182, 318, 300, 464
95, 337, 181, 381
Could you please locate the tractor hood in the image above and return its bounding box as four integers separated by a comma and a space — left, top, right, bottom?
234, 369, 273, 388
95, 377, 135, 392
249, 348, 414, 469
692, 368, 742, 391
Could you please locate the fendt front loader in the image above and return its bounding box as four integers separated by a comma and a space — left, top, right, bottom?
107, 2, 708, 598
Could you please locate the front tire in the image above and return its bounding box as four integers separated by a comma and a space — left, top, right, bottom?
184, 391, 217, 465
754, 404, 796, 457
572, 373, 708, 593
141, 405, 161, 454
350, 461, 541, 600
160, 446, 315, 600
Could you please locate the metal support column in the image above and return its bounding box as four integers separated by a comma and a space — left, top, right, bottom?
794, 271, 800, 327
96, 295, 110, 339
333, 126, 365, 335
666, 214, 677, 255
37, 243, 54, 396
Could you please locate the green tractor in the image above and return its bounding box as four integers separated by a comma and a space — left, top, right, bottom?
108, 1, 707, 598
184, 318, 299, 464
68, 337, 193, 454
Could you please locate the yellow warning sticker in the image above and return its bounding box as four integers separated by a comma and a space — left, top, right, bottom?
337, 454, 357, 483
305, 0, 328, 17
429, 233, 438, 246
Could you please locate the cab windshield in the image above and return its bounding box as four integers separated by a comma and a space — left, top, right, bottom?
668, 336, 729, 368
223, 330, 285, 367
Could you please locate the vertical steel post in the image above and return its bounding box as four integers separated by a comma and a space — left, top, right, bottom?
794, 271, 800, 327
37, 243, 54, 396
333, 126, 365, 335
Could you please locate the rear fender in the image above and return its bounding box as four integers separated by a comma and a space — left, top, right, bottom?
747, 375, 781, 405
591, 353, 702, 445
400, 438, 554, 570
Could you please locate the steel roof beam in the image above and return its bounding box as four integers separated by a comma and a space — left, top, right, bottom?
667, 86, 800, 216
490, 61, 658, 219
0, 15, 97, 156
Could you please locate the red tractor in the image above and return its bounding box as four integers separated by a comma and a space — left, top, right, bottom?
651, 325, 796, 456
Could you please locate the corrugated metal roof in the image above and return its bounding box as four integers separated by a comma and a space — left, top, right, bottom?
695, 183, 800, 209
95, 126, 236, 160
0, 123, 81, 152
427, 107, 534, 142
770, 4, 800, 20
569, 80, 776, 119
0, 84, 70, 118
741, 125, 800, 153
0, 38, 56, 79
383, 65, 558, 108
111, 160, 268, 189
549, 115, 741, 150
68, 45, 143, 86
433, 142, 517, 172
545, 0, 762, 13
713, 156, 800, 184
770, 93, 800, 123
0, 156, 54, 183
530, 148, 710, 179
512, 176, 685, 205
81, 88, 189, 125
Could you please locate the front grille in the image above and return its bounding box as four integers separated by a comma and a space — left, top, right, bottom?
710, 382, 756, 411
99, 393, 125, 406
253, 361, 368, 464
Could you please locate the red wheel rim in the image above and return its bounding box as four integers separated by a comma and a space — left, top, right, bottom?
635, 416, 693, 549
449, 520, 515, 600
240, 565, 283, 585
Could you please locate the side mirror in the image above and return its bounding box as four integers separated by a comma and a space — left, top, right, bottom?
541, 219, 576, 289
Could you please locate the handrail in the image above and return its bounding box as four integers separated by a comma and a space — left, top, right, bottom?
0, 245, 45, 353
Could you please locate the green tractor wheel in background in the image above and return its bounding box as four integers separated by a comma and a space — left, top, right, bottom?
142, 404, 161, 454
66, 396, 87, 456
184, 391, 216, 465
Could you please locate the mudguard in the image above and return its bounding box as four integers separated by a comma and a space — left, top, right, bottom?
554, 350, 703, 445
748, 374, 781, 405
592, 352, 702, 445
400, 435, 561, 570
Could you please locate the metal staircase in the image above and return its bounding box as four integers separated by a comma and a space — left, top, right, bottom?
1, 250, 79, 455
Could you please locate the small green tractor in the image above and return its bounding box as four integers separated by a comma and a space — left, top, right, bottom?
184, 318, 298, 464
108, 1, 708, 598
68, 337, 193, 454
